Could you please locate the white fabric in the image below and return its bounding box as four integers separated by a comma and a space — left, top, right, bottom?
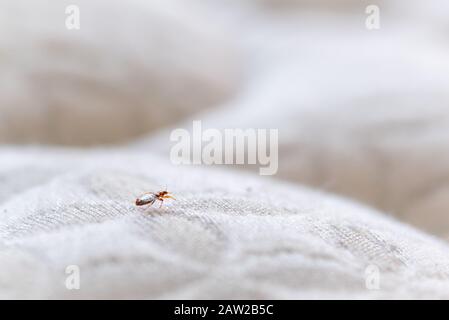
1, 0, 449, 299
0, 0, 240, 145
136, 0, 449, 238
2, 148, 449, 299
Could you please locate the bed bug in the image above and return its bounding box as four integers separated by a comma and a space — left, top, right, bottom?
135, 190, 176, 208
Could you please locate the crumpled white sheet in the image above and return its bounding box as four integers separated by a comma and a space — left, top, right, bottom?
0, 0, 239, 145
1, 0, 449, 299
136, 0, 449, 238
1, 148, 449, 299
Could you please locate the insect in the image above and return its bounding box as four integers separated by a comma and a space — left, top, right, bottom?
135, 190, 176, 208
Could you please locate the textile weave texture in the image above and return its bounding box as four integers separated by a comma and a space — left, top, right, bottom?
1, 0, 449, 299
2, 148, 449, 299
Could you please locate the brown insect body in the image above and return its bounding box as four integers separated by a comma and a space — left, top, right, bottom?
135, 190, 175, 208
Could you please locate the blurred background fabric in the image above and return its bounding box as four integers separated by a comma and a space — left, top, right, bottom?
1, 0, 449, 298
0, 0, 241, 145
